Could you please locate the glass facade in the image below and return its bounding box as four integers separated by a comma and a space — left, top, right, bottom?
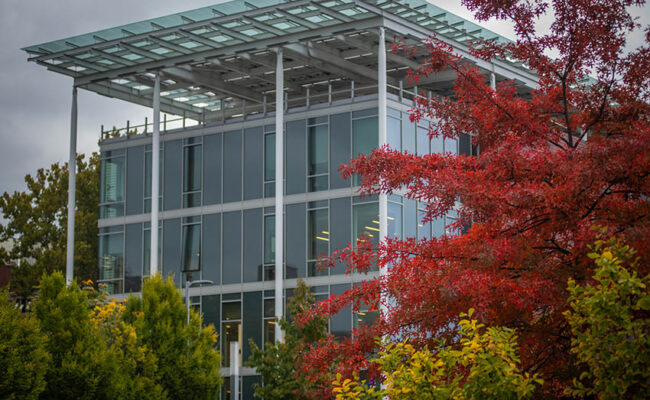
98, 101, 459, 397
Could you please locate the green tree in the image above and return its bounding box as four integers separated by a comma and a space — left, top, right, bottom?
124, 274, 222, 400
91, 296, 165, 400
0, 154, 99, 304
33, 272, 121, 400
246, 279, 331, 400
564, 236, 650, 399
0, 290, 50, 400
332, 310, 542, 400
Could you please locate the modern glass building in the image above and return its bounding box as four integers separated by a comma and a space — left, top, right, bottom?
23, 1, 537, 398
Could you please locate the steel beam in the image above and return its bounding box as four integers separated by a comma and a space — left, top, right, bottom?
163, 66, 265, 103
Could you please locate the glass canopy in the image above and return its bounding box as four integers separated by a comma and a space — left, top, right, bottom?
23, 0, 535, 122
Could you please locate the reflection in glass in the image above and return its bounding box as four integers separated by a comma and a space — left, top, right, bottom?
353, 202, 379, 248
99, 232, 124, 293
100, 156, 125, 218
264, 133, 275, 182
183, 144, 202, 208
353, 117, 378, 185
308, 208, 329, 276
308, 125, 328, 175
417, 125, 429, 156
445, 137, 458, 155
221, 321, 242, 367
264, 215, 275, 264
182, 223, 201, 272
387, 202, 402, 239
264, 298, 275, 345
387, 116, 401, 151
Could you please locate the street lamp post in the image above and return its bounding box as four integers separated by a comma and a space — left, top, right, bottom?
184, 274, 213, 325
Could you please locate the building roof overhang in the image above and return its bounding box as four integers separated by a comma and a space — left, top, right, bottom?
23, 0, 538, 122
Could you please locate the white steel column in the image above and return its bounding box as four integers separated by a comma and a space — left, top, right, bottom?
150, 73, 161, 276
378, 28, 388, 314
65, 87, 78, 285
274, 48, 285, 343
490, 71, 496, 90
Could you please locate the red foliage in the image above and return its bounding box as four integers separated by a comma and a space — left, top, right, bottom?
300, 0, 650, 398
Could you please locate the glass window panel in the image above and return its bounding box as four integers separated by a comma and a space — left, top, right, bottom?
308, 175, 328, 192
445, 137, 458, 155
243, 209, 263, 283
433, 216, 445, 238
182, 223, 201, 272
402, 113, 416, 154
387, 116, 401, 151
308, 208, 329, 276
100, 204, 124, 219
99, 232, 124, 281
353, 117, 379, 157
264, 319, 275, 346
100, 156, 125, 203
418, 209, 431, 240
223, 301, 241, 320
182, 192, 201, 208
388, 202, 402, 239
264, 133, 275, 182
222, 211, 241, 284
431, 133, 444, 154
353, 202, 379, 248
417, 126, 429, 156
353, 117, 378, 185
264, 299, 275, 318
308, 124, 328, 176
264, 215, 275, 264
221, 321, 241, 367
404, 198, 417, 238
183, 144, 202, 193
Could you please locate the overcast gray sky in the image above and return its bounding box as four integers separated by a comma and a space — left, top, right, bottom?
0, 1, 646, 198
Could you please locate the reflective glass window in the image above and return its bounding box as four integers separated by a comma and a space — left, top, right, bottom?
387, 115, 401, 151
353, 202, 379, 249
182, 222, 201, 272
183, 144, 202, 208
264, 133, 275, 182
100, 156, 125, 218
445, 137, 458, 155
387, 201, 402, 239
308, 123, 328, 192
99, 231, 124, 294
264, 215, 275, 264
417, 125, 429, 156
308, 208, 329, 276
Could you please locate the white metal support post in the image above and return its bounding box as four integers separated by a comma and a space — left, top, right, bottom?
66, 87, 78, 285
150, 73, 161, 276
274, 48, 285, 343
378, 28, 388, 314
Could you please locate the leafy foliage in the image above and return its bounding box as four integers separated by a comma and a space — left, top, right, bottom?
33, 272, 122, 400
4, 272, 220, 400
301, 0, 649, 396
124, 274, 222, 400
0, 154, 99, 304
245, 279, 331, 399
0, 290, 50, 400
333, 310, 542, 400
564, 235, 650, 399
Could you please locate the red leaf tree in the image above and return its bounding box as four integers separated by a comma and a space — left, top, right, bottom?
301, 0, 649, 397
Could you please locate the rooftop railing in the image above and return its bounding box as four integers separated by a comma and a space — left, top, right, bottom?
100, 79, 429, 143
